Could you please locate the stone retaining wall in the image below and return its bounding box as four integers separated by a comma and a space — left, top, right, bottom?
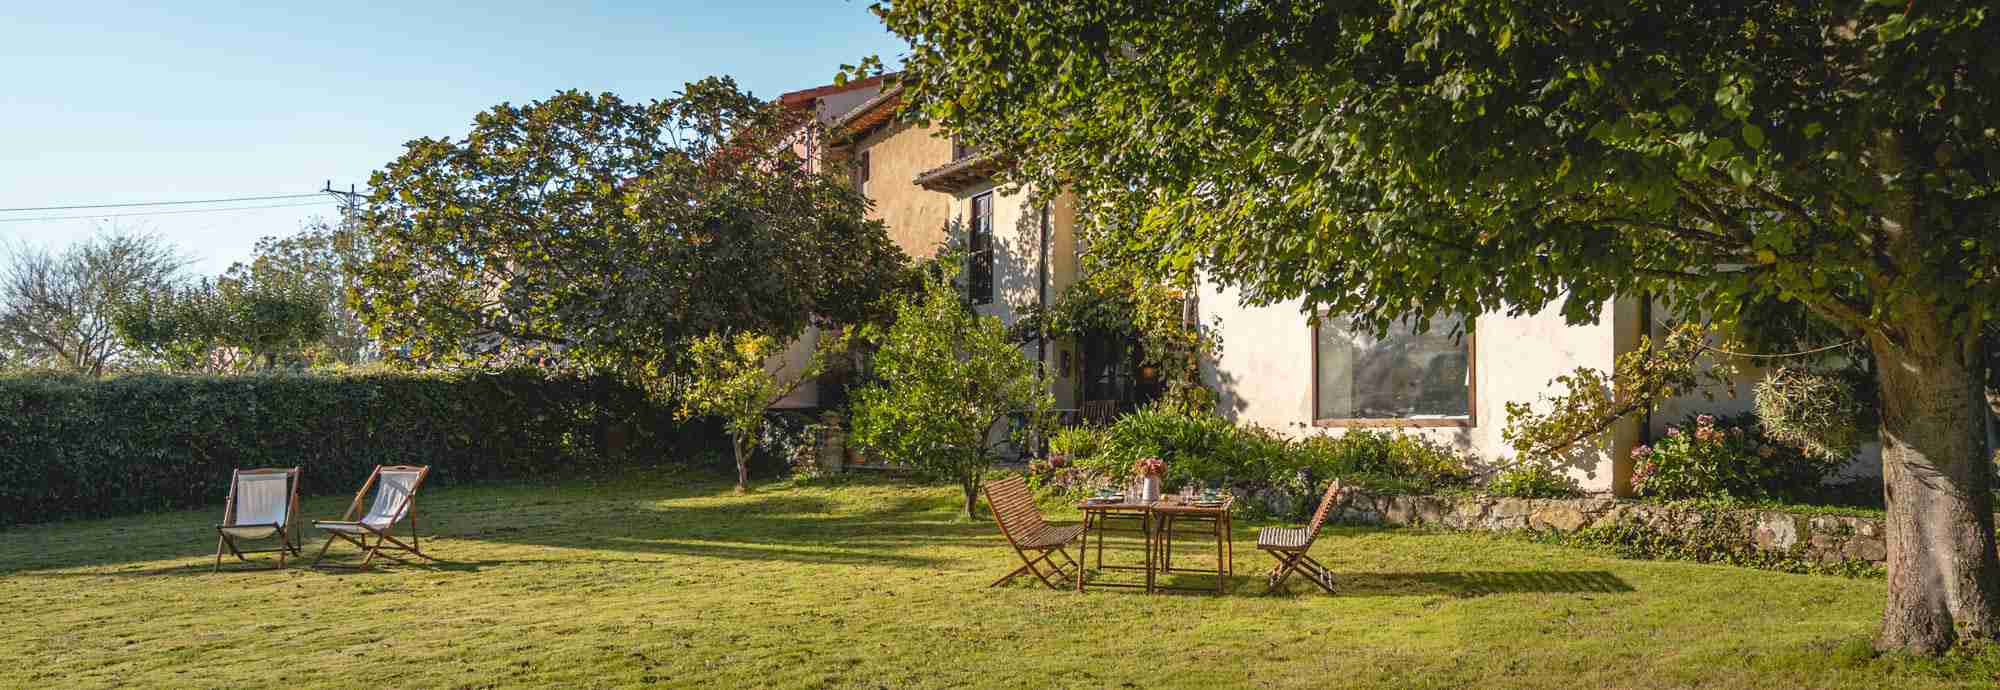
1329, 489, 1888, 565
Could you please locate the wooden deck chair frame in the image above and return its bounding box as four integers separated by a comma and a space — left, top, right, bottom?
214, 467, 303, 571
982, 476, 1082, 590
1259, 479, 1343, 594
312, 465, 433, 570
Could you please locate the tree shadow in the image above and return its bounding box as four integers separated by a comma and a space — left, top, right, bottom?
1332, 570, 1633, 598
0, 476, 992, 574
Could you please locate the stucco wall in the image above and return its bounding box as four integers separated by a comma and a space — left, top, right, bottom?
952, 181, 1078, 408
853, 121, 957, 258
1199, 286, 1640, 493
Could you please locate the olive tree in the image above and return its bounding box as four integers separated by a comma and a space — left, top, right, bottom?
875, 0, 2000, 653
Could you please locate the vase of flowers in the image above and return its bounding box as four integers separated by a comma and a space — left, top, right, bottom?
1132, 457, 1165, 502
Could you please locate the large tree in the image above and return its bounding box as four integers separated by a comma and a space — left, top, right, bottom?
0, 229, 186, 376
353, 78, 907, 380
874, 1, 2000, 653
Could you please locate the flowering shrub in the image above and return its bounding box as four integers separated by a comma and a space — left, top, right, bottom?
1631, 414, 1842, 501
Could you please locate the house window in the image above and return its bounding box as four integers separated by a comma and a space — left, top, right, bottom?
967, 192, 995, 304
1312, 313, 1474, 427
851, 150, 870, 194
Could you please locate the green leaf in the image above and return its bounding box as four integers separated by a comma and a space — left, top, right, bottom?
1741, 124, 1765, 150
1667, 105, 1693, 125
1703, 137, 1734, 160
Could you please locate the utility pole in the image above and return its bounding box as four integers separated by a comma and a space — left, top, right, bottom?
321, 180, 362, 233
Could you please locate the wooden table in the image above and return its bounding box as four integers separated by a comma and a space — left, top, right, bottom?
1151, 496, 1234, 594
1075, 499, 1155, 592
1074, 496, 1234, 594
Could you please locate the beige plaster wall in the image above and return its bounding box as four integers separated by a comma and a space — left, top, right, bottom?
1199, 286, 1639, 493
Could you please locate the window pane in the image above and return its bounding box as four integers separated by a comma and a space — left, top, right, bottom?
970, 193, 994, 304
1315, 314, 1470, 420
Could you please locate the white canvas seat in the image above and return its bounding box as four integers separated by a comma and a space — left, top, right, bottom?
214, 468, 302, 571
311, 465, 432, 570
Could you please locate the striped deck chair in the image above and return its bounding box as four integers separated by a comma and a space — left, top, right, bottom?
983, 475, 1082, 590
214, 467, 302, 571
1258, 479, 1343, 594
311, 465, 432, 570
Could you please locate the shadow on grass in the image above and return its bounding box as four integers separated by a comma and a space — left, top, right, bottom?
1334, 570, 1633, 597
0, 477, 993, 574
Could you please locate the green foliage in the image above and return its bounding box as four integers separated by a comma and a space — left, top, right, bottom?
848, 272, 1054, 518
114, 275, 328, 372
678, 331, 844, 491
1755, 367, 1875, 462
1047, 425, 1107, 463
1032, 405, 1474, 516
1011, 264, 1218, 415
1541, 514, 1883, 579
353, 79, 908, 380
1485, 463, 1586, 499
1083, 405, 1289, 489
1285, 430, 1476, 498
879, 1, 1999, 345
0, 369, 692, 527
225, 218, 373, 366
1632, 414, 1843, 502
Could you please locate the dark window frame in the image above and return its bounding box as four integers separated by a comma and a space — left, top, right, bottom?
967, 192, 995, 305
1309, 313, 1477, 428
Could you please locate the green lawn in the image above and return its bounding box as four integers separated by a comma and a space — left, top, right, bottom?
2, 471, 1994, 689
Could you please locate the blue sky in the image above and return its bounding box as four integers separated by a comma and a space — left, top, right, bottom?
0, 1, 905, 275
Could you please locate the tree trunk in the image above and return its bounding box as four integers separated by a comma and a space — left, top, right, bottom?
1872, 323, 2000, 654
962, 475, 981, 520
732, 438, 751, 495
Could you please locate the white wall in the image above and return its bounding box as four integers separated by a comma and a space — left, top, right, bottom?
1199, 285, 1638, 493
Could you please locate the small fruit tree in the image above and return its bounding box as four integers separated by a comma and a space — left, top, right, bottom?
849, 272, 1054, 519
679, 331, 846, 494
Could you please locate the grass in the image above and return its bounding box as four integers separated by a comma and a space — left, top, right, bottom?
3, 470, 1996, 689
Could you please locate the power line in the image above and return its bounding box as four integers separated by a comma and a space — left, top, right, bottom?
0, 192, 327, 213
0, 199, 338, 224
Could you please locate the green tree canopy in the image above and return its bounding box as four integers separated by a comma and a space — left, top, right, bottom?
353, 77, 908, 380
850, 270, 1053, 519
874, 0, 2000, 654
114, 274, 328, 372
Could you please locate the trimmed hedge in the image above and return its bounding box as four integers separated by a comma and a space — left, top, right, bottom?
0, 369, 708, 526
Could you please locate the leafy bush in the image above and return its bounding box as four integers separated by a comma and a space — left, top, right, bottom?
1631, 413, 1841, 501
1485, 463, 1585, 499
0, 369, 701, 526
1080, 405, 1289, 490
1275, 430, 1476, 501
1035, 406, 1473, 512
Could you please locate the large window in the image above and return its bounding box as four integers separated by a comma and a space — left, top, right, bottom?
1313, 313, 1473, 426
967, 192, 994, 304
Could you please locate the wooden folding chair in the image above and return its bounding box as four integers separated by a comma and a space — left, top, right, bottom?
1258, 479, 1343, 594
311, 465, 432, 570
983, 475, 1083, 590
215, 467, 302, 571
